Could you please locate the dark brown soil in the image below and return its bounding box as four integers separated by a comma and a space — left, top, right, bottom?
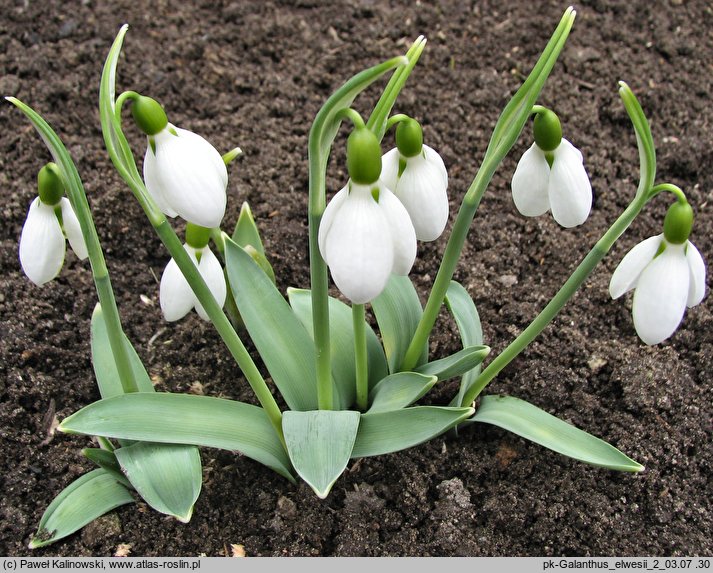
1, 0, 711, 558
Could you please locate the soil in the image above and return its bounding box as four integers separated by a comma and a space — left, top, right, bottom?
1, 0, 712, 558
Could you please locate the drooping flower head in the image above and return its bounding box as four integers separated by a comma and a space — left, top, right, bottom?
19, 162, 88, 286
159, 223, 227, 321
609, 200, 706, 345
380, 118, 449, 241
132, 95, 228, 228
511, 108, 592, 228
319, 127, 416, 304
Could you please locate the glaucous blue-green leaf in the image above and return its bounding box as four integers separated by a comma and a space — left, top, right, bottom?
225, 239, 319, 411
82, 448, 130, 488
372, 275, 428, 373
288, 288, 388, 408
473, 395, 644, 472
445, 281, 484, 407
29, 469, 133, 549
352, 406, 474, 458
233, 201, 265, 255
59, 393, 294, 481
115, 442, 202, 522
283, 410, 360, 498
91, 304, 154, 398
415, 345, 490, 382
367, 372, 436, 414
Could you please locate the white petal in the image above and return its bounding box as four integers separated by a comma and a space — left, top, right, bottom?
318, 185, 349, 263
152, 127, 228, 228
511, 143, 551, 217
377, 184, 417, 275
391, 151, 449, 242
632, 242, 690, 345
685, 241, 706, 307
193, 248, 227, 321
380, 147, 400, 192
143, 139, 178, 217
609, 234, 663, 299
548, 139, 592, 228
59, 198, 88, 260
323, 183, 393, 304
423, 145, 448, 188
159, 247, 197, 321
19, 198, 66, 286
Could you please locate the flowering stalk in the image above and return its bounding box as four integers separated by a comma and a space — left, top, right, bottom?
460, 81, 657, 405
100, 26, 284, 442
400, 8, 576, 371
8, 97, 139, 395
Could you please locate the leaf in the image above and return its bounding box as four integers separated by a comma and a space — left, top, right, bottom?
29, 469, 134, 549
82, 448, 130, 488
367, 372, 437, 414
115, 442, 202, 522
91, 304, 154, 398
352, 406, 474, 458
233, 202, 265, 255
283, 411, 360, 498
288, 288, 388, 408
225, 239, 319, 411
59, 393, 294, 482
472, 395, 644, 472
371, 275, 428, 373
415, 346, 490, 382
445, 281, 484, 407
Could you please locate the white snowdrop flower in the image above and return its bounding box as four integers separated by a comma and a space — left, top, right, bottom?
511, 108, 592, 228
160, 243, 227, 322
381, 119, 448, 242
609, 202, 706, 345
132, 95, 228, 228
18, 163, 88, 286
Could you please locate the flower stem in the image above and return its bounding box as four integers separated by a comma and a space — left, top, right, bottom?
649, 183, 687, 204
352, 303, 368, 411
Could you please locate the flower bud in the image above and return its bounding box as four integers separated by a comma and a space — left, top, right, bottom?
347, 128, 382, 185
663, 201, 694, 245
37, 163, 64, 206
533, 109, 562, 152
395, 118, 423, 158
131, 95, 169, 136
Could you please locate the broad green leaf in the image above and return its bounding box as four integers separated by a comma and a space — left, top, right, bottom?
288, 288, 388, 408
115, 442, 202, 522
60, 393, 295, 481
225, 239, 319, 411
372, 275, 428, 373
473, 395, 644, 472
367, 372, 437, 414
82, 448, 130, 488
445, 281, 484, 407
91, 304, 154, 398
29, 469, 133, 549
283, 410, 360, 498
233, 202, 265, 255
352, 406, 474, 458
415, 345, 490, 382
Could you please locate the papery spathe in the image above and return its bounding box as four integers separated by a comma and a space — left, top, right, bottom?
609, 234, 706, 345
144, 125, 228, 228
511, 139, 592, 228
380, 145, 448, 241
19, 197, 88, 286
160, 244, 227, 321
318, 181, 417, 304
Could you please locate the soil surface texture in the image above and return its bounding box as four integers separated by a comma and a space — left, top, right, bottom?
1, 0, 712, 558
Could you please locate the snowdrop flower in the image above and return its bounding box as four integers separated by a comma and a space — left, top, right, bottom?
160, 224, 227, 321
132, 95, 228, 228
19, 163, 88, 286
511, 108, 592, 228
609, 201, 706, 345
319, 127, 416, 304
380, 118, 448, 241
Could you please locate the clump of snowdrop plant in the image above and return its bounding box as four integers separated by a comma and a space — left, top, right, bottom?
6, 6, 706, 548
